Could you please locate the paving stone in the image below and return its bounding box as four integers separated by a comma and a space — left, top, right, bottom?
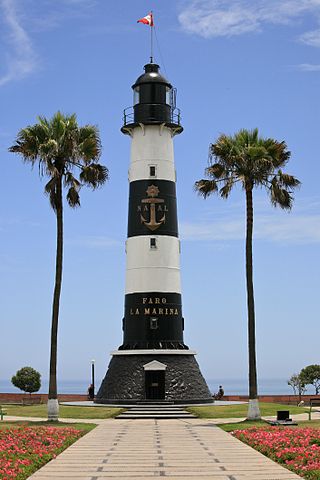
29, 419, 301, 479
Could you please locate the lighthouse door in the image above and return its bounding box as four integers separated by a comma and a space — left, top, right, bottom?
145, 371, 165, 400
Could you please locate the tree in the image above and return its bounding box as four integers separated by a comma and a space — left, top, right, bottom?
12, 367, 41, 396
9, 112, 108, 421
300, 364, 320, 394
194, 128, 300, 420
288, 373, 306, 403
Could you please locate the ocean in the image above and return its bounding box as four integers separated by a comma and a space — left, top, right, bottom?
0, 378, 314, 395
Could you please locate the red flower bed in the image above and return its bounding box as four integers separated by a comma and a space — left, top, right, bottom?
0, 426, 82, 479
233, 427, 320, 479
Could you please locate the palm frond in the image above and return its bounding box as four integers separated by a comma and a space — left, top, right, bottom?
9, 129, 40, 163
37, 115, 50, 129
194, 179, 218, 198
79, 164, 108, 189
44, 160, 59, 178
198, 128, 299, 210
210, 136, 238, 169
66, 187, 80, 208
78, 125, 102, 163
219, 178, 235, 199
39, 139, 59, 160
9, 111, 108, 210
64, 171, 81, 189
270, 179, 293, 210
205, 163, 226, 179
44, 177, 60, 211
277, 170, 301, 188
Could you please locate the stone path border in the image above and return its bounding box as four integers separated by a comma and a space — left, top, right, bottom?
28, 418, 301, 479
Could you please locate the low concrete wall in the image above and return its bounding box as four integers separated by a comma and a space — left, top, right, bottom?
224, 394, 316, 405
0, 393, 88, 403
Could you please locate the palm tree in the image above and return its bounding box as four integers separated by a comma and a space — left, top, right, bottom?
9, 112, 108, 421
195, 128, 300, 419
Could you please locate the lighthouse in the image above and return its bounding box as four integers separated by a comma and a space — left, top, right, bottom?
96, 62, 212, 404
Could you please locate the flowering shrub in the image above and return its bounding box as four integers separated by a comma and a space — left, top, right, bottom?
0, 426, 82, 479
233, 427, 320, 479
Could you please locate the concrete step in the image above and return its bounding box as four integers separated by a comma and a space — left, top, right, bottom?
124, 407, 185, 411
117, 410, 194, 415
116, 413, 196, 419
137, 400, 174, 405
116, 406, 196, 419
119, 407, 189, 412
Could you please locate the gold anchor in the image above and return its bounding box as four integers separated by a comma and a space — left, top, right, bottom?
140, 185, 166, 231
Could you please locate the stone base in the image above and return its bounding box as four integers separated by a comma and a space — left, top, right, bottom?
95, 351, 212, 405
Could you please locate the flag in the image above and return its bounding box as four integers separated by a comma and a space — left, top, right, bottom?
137, 12, 154, 27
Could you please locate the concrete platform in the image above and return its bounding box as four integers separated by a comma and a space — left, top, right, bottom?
60, 400, 247, 407
29, 418, 301, 479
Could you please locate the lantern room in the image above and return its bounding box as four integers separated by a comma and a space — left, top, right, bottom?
121, 63, 183, 135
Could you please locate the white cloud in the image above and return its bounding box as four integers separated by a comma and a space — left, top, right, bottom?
0, 0, 97, 86
180, 198, 320, 244
0, 0, 37, 86
178, 0, 320, 41
179, 1, 261, 38
295, 63, 320, 71
180, 218, 244, 241
300, 29, 320, 46
258, 214, 320, 242
181, 214, 320, 244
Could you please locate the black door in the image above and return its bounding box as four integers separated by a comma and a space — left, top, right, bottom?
145, 371, 165, 400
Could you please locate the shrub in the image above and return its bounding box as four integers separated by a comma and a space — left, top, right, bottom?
300, 365, 320, 395
11, 366, 41, 395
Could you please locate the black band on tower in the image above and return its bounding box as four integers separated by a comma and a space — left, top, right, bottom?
127, 180, 178, 238
120, 292, 188, 350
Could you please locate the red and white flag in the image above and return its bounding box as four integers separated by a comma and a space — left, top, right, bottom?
137, 12, 154, 26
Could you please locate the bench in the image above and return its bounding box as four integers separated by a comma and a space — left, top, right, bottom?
309, 398, 320, 420
22, 395, 42, 406
266, 410, 298, 426
0, 406, 7, 421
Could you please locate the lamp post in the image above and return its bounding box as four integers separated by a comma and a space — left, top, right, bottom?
91, 359, 95, 399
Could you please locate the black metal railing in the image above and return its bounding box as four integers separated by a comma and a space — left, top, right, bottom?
122, 106, 182, 127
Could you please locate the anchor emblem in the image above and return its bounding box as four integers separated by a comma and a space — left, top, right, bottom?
140, 185, 166, 231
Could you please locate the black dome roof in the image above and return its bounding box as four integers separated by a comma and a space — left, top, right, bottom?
132, 63, 172, 89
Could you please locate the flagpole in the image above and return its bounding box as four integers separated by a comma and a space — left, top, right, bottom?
150, 11, 154, 63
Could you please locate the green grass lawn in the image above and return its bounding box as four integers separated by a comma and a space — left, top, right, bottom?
2, 402, 307, 420
1, 404, 123, 419
187, 402, 307, 419
219, 419, 320, 432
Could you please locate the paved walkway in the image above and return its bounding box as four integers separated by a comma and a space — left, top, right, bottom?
28, 418, 301, 480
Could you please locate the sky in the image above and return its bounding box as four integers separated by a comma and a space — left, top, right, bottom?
0, 0, 319, 395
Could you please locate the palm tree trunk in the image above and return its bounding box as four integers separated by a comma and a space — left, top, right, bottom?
245, 186, 258, 400
48, 177, 63, 418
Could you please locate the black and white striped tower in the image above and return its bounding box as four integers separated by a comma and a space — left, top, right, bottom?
96, 62, 212, 404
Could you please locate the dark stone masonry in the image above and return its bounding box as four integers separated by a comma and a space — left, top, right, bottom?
96, 354, 212, 404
